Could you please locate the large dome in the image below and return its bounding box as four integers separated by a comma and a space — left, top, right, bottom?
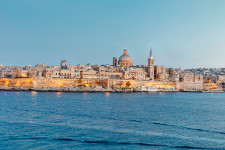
118, 48, 133, 66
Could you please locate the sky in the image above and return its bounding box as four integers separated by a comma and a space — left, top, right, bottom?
0, 0, 225, 68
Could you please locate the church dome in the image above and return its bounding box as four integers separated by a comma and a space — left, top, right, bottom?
118, 48, 133, 66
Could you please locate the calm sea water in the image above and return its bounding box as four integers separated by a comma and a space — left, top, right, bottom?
1, 91, 225, 149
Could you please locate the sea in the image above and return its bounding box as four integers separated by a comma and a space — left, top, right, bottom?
1, 91, 225, 149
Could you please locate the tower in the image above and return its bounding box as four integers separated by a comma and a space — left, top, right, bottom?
148, 48, 154, 80
113, 57, 117, 66
60, 60, 67, 69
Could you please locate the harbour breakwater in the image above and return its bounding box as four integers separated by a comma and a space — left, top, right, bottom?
0, 78, 223, 92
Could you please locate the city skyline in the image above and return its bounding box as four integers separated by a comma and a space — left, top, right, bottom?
0, 0, 225, 68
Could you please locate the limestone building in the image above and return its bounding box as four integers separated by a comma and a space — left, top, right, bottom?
154, 66, 167, 81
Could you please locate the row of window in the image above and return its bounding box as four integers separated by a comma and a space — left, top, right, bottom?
120, 63, 131, 66
100, 74, 122, 77
56, 73, 71, 76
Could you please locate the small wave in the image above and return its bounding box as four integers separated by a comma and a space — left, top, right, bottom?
82, 140, 224, 149
55, 138, 76, 141
135, 142, 166, 147
71, 139, 221, 149
8, 136, 222, 149
83, 140, 116, 145
129, 119, 142, 123
82, 140, 167, 147
151, 121, 225, 136
174, 146, 206, 149
29, 137, 47, 140
8, 136, 46, 140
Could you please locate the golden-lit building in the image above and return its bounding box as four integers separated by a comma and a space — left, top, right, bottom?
118, 48, 133, 66
13, 70, 29, 78
154, 66, 167, 81
123, 67, 146, 80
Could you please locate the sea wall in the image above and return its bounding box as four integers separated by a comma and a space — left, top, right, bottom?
176, 82, 203, 90
33, 78, 101, 88
0, 78, 33, 88
0, 78, 222, 91
108, 79, 176, 89
203, 83, 222, 89
0, 78, 101, 89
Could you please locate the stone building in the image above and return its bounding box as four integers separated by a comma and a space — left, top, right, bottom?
154, 66, 167, 81
179, 72, 203, 83
193, 74, 203, 83
167, 68, 179, 82
13, 70, 29, 78
98, 71, 122, 79
123, 67, 146, 80
80, 70, 97, 79
203, 75, 225, 83
93, 65, 122, 79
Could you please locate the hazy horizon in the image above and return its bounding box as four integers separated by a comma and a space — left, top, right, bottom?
0, 0, 225, 68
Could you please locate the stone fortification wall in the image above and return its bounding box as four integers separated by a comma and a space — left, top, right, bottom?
33, 78, 99, 88
0, 78, 33, 88
0, 78, 222, 91
108, 79, 176, 89
176, 82, 203, 90
0, 78, 100, 89
0, 78, 177, 89
176, 82, 223, 90
203, 83, 222, 89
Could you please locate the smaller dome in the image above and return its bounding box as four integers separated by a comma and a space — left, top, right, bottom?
118, 48, 133, 66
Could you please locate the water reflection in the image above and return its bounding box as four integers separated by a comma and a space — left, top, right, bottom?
83, 92, 88, 100
105, 92, 110, 97
15, 92, 21, 96
31, 91, 37, 97
56, 92, 62, 98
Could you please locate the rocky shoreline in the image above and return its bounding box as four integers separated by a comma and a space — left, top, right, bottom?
0, 86, 224, 93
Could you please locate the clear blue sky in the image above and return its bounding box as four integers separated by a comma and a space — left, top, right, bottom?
0, 0, 225, 68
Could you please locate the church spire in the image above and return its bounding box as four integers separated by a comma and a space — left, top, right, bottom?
149, 47, 153, 59
148, 47, 154, 80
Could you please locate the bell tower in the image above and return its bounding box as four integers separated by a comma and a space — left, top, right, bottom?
148, 48, 154, 80
113, 57, 117, 66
